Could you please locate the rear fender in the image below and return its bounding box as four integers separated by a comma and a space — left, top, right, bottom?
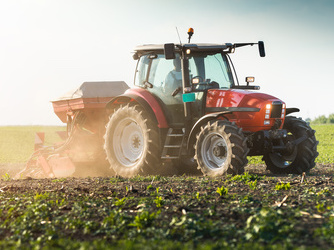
106, 89, 168, 128
187, 111, 232, 150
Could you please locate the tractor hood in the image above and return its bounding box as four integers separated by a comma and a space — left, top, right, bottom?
206, 89, 284, 110
205, 89, 286, 132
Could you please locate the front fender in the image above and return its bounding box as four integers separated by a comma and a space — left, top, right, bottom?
286, 108, 300, 116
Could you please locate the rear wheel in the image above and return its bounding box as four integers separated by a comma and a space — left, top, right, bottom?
263, 116, 319, 174
195, 120, 248, 176
104, 104, 161, 177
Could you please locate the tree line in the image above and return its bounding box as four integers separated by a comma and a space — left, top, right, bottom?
306, 113, 334, 124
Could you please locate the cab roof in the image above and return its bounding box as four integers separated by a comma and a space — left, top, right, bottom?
133, 42, 261, 58
134, 43, 233, 54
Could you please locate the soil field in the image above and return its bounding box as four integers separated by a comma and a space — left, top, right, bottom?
1, 164, 334, 249
0, 125, 333, 249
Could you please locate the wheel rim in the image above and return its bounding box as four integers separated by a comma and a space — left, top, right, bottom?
201, 132, 228, 170
268, 133, 298, 168
113, 117, 144, 167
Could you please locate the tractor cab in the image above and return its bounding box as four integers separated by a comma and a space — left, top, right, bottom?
133, 42, 262, 128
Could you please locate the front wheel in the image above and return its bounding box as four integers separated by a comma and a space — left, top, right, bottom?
195, 120, 249, 176
104, 104, 161, 177
263, 116, 319, 174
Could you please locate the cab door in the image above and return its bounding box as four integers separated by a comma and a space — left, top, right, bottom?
134, 53, 185, 126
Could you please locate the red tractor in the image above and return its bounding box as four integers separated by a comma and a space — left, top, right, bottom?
21, 29, 318, 178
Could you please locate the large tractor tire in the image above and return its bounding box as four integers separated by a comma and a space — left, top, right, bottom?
263, 116, 319, 174
104, 104, 161, 177
194, 120, 249, 176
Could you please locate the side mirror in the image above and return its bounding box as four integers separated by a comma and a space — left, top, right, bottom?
258, 41, 265, 57
164, 43, 176, 60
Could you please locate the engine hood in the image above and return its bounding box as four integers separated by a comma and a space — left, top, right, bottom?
206, 89, 283, 109
205, 89, 286, 132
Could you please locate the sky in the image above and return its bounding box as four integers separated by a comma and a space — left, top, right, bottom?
0, 0, 333, 125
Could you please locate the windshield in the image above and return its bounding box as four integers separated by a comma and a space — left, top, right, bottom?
134, 52, 234, 90
188, 53, 234, 89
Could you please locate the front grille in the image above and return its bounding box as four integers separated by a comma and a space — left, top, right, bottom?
271, 102, 282, 118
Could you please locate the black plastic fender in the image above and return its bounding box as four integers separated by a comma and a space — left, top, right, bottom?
286, 108, 300, 116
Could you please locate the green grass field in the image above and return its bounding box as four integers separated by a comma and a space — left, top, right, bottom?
313, 124, 334, 163
0, 124, 332, 164
0, 126, 65, 163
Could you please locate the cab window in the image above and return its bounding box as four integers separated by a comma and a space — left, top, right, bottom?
134, 55, 150, 86
148, 54, 175, 89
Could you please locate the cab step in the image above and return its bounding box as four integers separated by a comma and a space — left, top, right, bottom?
161, 128, 185, 160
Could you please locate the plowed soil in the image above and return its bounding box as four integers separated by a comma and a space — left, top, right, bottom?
1, 163, 334, 248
